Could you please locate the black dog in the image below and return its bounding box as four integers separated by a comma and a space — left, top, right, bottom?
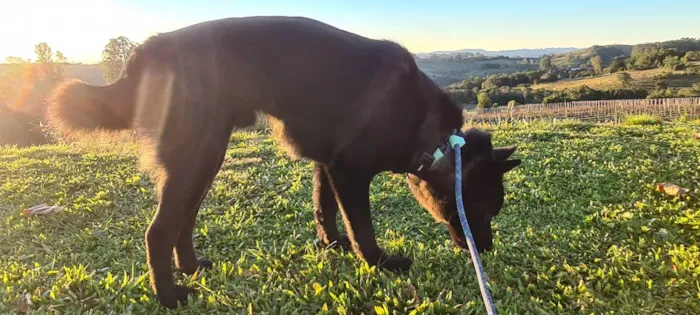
46, 16, 520, 309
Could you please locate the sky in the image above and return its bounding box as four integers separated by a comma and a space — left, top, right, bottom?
1, 0, 699, 64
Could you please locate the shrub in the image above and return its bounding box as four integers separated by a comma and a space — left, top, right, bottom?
0, 108, 52, 147
655, 81, 669, 90
476, 92, 491, 109
624, 114, 661, 126
617, 72, 632, 86
676, 88, 700, 98
647, 89, 675, 99
556, 118, 594, 131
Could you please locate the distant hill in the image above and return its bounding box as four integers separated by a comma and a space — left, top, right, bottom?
416, 58, 539, 86
551, 38, 700, 69
533, 67, 700, 92
64, 64, 107, 85
551, 45, 633, 68
415, 47, 578, 59
0, 63, 107, 86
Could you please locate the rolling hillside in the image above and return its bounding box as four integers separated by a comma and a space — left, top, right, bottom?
533, 68, 700, 91
551, 45, 633, 68
416, 58, 539, 86
64, 64, 107, 85
0, 64, 107, 86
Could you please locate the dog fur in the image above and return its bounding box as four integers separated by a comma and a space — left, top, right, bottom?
46, 16, 521, 309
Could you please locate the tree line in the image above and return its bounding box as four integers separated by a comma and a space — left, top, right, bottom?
1, 36, 138, 146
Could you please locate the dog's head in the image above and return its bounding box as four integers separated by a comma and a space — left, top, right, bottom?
407, 128, 520, 253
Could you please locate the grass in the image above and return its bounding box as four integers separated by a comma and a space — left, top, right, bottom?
623, 114, 661, 126
533, 68, 700, 91
1, 121, 700, 314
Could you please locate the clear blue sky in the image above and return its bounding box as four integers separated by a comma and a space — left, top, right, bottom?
2, 0, 699, 63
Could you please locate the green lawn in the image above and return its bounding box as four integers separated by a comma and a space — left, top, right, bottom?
1, 121, 699, 314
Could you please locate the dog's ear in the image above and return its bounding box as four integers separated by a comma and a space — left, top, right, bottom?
493, 146, 517, 161
497, 159, 521, 173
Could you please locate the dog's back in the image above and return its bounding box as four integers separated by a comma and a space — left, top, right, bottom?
133, 16, 425, 165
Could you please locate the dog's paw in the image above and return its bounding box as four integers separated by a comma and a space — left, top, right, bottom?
178, 257, 213, 275
157, 285, 193, 309
453, 237, 469, 251
331, 234, 352, 251
196, 257, 213, 270
315, 234, 352, 251
378, 256, 413, 273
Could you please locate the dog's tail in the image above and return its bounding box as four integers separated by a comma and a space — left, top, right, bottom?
46, 47, 146, 135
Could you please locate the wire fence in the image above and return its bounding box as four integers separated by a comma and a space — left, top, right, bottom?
465, 97, 700, 123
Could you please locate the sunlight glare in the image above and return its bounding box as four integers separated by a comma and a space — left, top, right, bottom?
0, 0, 177, 63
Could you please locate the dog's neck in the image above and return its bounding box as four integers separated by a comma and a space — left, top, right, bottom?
403, 95, 464, 179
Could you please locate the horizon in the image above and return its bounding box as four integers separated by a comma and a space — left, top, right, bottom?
2, 0, 699, 64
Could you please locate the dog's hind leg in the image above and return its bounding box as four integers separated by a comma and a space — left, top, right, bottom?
313, 163, 350, 250
145, 132, 230, 309
173, 153, 224, 275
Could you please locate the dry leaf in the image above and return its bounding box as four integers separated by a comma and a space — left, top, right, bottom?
406, 283, 420, 303
17, 293, 31, 313
23, 204, 63, 216
656, 183, 690, 196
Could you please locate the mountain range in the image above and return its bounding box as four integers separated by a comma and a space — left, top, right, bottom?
415, 47, 579, 59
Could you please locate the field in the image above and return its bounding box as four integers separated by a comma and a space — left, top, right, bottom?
468, 98, 700, 124
1, 121, 700, 314
416, 58, 539, 86
533, 68, 700, 91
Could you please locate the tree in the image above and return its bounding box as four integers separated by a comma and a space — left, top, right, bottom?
606, 57, 625, 73
683, 51, 700, 63
34, 42, 52, 63
663, 55, 683, 71
53, 51, 68, 80
5, 56, 28, 64
539, 55, 552, 71
677, 87, 699, 97
617, 72, 632, 87
32, 42, 64, 82
55, 51, 67, 64
539, 72, 556, 83
655, 81, 668, 90
591, 55, 604, 75
101, 36, 138, 83
477, 92, 491, 109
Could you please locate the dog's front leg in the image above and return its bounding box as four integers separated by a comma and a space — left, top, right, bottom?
325, 167, 413, 272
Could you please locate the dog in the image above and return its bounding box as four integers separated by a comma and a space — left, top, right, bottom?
46, 16, 521, 309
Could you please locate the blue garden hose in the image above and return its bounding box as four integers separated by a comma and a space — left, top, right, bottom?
453, 141, 498, 315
